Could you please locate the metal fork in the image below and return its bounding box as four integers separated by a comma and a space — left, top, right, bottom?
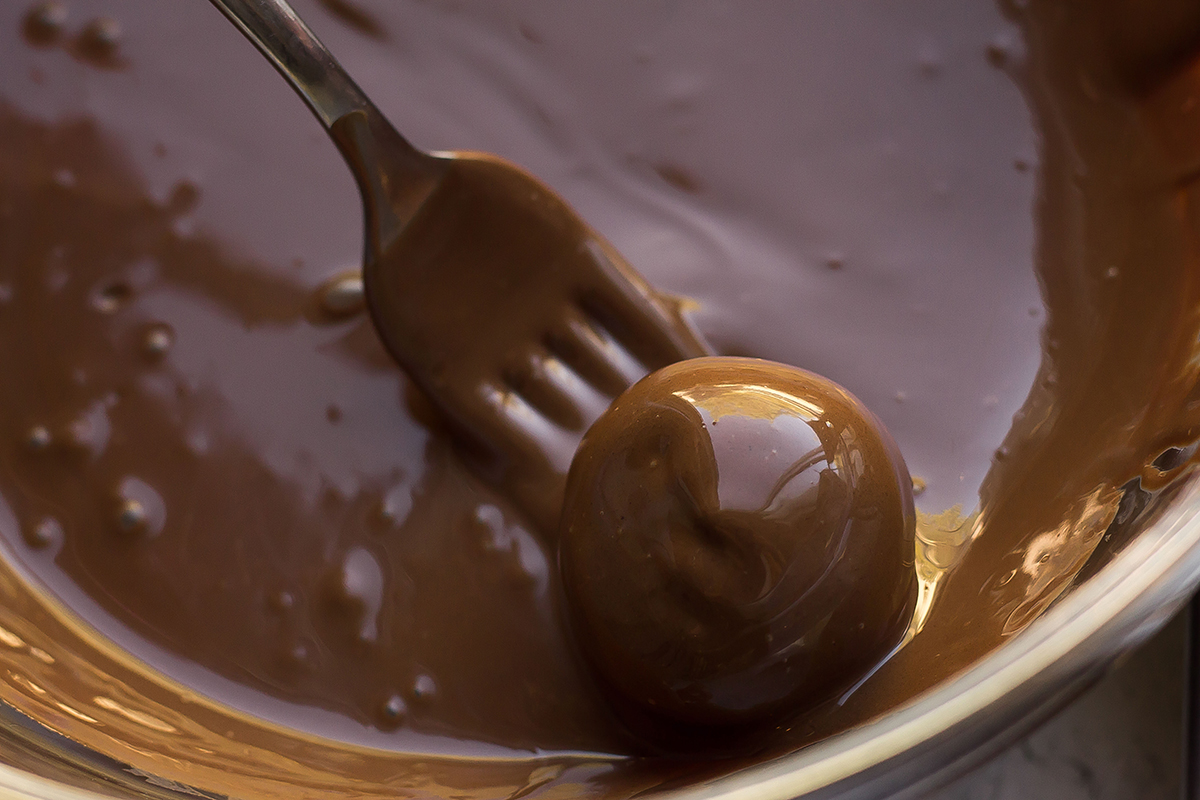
207, 0, 710, 535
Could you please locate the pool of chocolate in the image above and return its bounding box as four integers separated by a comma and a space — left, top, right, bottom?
0, 0, 1198, 797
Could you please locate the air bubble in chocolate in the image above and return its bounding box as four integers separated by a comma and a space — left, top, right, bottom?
22, 2, 66, 45
76, 17, 121, 61
375, 693, 408, 730
91, 281, 133, 314
287, 643, 310, 666
376, 484, 412, 529
114, 476, 166, 537
116, 500, 146, 534
325, 546, 384, 642
25, 425, 51, 451
26, 517, 63, 549
318, 272, 365, 317
142, 323, 173, 359
383, 694, 407, 719
411, 674, 437, 702
268, 590, 296, 613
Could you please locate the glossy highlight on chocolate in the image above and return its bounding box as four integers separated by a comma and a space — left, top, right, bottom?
560, 358, 916, 731
0, 0, 1196, 797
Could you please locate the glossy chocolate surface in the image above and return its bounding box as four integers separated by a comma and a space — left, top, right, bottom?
560, 358, 916, 730
0, 0, 1197, 797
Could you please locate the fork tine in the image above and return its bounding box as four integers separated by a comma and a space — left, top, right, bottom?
477, 382, 579, 476
578, 239, 708, 370
545, 310, 642, 397
433, 379, 571, 535
578, 287, 691, 372
538, 354, 614, 424
502, 352, 587, 432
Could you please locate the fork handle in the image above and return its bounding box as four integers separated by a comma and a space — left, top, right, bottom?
207, 0, 373, 128
206, 0, 431, 171
207, 0, 446, 245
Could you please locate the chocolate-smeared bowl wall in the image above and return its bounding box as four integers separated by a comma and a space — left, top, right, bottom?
0, 1, 1198, 799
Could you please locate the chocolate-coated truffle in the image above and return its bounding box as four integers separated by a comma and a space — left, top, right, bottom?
559, 357, 917, 728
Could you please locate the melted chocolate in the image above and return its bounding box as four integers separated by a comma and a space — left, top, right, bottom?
0, 0, 1196, 797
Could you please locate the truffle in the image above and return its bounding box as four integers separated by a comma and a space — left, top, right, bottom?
559, 357, 917, 729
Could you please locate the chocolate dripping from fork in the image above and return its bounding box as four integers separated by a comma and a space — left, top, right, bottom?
332, 109, 710, 538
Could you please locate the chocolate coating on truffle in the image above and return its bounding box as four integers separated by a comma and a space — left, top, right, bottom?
559, 357, 917, 728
